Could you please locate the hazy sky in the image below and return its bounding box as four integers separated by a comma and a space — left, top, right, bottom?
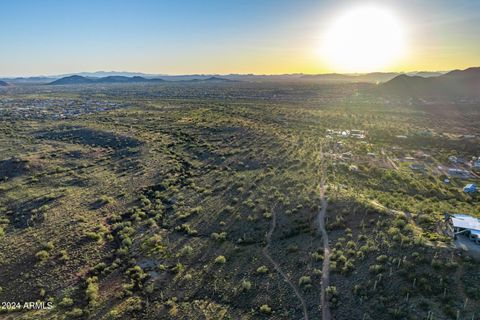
1, 0, 479, 76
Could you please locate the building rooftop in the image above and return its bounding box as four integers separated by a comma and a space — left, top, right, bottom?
451, 214, 480, 231
470, 230, 480, 236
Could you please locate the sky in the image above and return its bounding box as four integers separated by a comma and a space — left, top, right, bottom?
1, 0, 479, 76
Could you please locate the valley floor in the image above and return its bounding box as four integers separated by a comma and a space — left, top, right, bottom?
0, 82, 479, 319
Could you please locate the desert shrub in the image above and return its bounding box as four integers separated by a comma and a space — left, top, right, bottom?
42, 241, 54, 251
287, 245, 299, 253
125, 266, 148, 289
346, 240, 356, 249
86, 276, 99, 307
85, 232, 102, 242
121, 237, 132, 247
256, 265, 268, 274
65, 308, 83, 318
100, 195, 115, 204
171, 263, 185, 274
376, 255, 389, 264
369, 264, 384, 274
311, 251, 323, 261
241, 280, 252, 291
326, 285, 338, 298
299, 276, 312, 287
210, 232, 227, 242
59, 250, 69, 261
263, 211, 272, 219
342, 260, 355, 274
214, 255, 226, 264
59, 296, 74, 307
179, 245, 194, 256
35, 250, 49, 262
259, 304, 272, 314
175, 224, 197, 236
394, 218, 407, 229
92, 262, 107, 274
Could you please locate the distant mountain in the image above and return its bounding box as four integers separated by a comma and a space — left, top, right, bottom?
185, 76, 236, 83
204, 76, 235, 82
0, 80, 9, 86
408, 71, 445, 78
4, 70, 452, 85
49, 75, 94, 85
0, 77, 55, 85
380, 67, 480, 98
94, 76, 164, 83
301, 71, 445, 83
49, 75, 165, 85
59, 71, 159, 78
301, 72, 401, 83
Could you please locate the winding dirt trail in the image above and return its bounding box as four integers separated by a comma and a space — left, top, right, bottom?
262, 205, 309, 320
316, 179, 332, 320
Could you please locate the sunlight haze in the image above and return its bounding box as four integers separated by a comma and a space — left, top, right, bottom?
0, 0, 479, 76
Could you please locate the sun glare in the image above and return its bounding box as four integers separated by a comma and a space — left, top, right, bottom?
321, 6, 406, 73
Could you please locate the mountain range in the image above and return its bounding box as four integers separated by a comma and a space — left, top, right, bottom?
380, 67, 480, 98
49, 75, 166, 85
2, 70, 448, 85
300, 71, 443, 83
49, 75, 236, 85
2, 69, 478, 92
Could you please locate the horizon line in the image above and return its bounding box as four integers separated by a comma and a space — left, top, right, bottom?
3, 68, 472, 79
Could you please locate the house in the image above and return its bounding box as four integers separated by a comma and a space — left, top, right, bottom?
448, 156, 458, 163
448, 156, 466, 164
448, 168, 471, 179
463, 183, 477, 193
351, 133, 365, 139
351, 130, 365, 139
341, 151, 352, 159
449, 214, 480, 244
474, 160, 480, 169
410, 163, 425, 171
351, 129, 365, 135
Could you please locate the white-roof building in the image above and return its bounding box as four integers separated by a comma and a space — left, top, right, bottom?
450, 214, 480, 244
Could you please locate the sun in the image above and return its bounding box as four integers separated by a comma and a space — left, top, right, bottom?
321, 5, 406, 73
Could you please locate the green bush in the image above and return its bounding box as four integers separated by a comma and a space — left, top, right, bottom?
35, 250, 49, 262
86, 276, 99, 307
65, 308, 83, 318
59, 296, 74, 307
299, 276, 312, 287
256, 265, 268, 274
214, 255, 226, 264
241, 280, 252, 291
210, 232, 227, 242
259, 304, 272, 314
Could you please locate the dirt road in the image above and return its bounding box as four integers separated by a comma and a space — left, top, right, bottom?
316, 179, 332, 320
263, 205, 310, 320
